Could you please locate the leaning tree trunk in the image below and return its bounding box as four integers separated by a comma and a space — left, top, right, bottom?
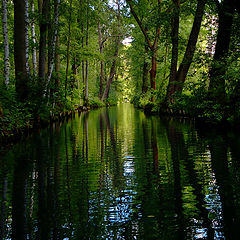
174, 0, 206, 92
13, 0, 29, 101
101, 37, 120, 101
167, 0, 206, 100
126, 0, 161, 101
2, 0, 10, 86
209, 0, 235, 101
101, 0, 122, 102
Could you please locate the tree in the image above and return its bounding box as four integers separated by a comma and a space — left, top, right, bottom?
13, 0, 29, 100
101, 36, 121, 101
208, 0, 235, 101
2, 0, 10, 86
166, 0, 207, 101
101, 0, 123, 101
126, 0, 161, 94
30, 0, 37, 76
46, 0, 60, 88
38, 0, 49, 92
64, 0, 73, 99
166, 0, 180, 101
97, 20, 105, 99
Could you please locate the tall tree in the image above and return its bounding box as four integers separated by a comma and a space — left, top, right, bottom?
2, 0, 10, 86
101, 0, 122, 101
46, 0, 60, 88
65, 0, 73, 98
54, 35, 61, 90
126, 0, 161, 94
208, 0, 235, 101
84, 1, 89, 105
166, 0, 206, 101
142, 44, 149, 94
30, 0, 37, 76
98, 21, 105, 99
25, 0, 30, 75
13, 0, 29, 100
38, 0, 50, 91
166, 0, 180, 100
101, 36, 121, 101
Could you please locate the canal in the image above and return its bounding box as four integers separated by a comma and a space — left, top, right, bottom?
1, 104, 240, 239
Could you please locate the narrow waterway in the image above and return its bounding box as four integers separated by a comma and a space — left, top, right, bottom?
1, 104, 240, 239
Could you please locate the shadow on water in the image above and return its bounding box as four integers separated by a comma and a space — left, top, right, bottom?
1, 104, 240, 239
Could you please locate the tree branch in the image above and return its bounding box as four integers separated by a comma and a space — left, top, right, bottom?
126, 0, 153, 50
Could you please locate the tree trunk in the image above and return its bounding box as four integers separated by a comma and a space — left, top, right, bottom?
142, 45, 149, 94
166, 0, 206, 101
98, 21, 104, 99
174, 0, 206, 93
2, 0, 10, 86
25, 0, 30, 75
55, 35, 60, 90
84, 1, 89, 106
30, 0, 37, 76
166, 0, 180, 99
64, 0, 73, 98
13, 0, 29, 100
209, 0, 235, 101
101, 37, 120, 101
150, 50, 157, 91
38, 0, 49, 89
71, 57, 77, 101
127, 0, 161, 99
46, 0, 60, 88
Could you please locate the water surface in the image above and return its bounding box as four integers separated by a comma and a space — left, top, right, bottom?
1, 104, 240, 239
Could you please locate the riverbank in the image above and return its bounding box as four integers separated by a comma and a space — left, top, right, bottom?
0, 90, 106, 143
132, 91, 240, 125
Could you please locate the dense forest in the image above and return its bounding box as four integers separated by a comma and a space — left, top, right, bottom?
0, 0, 240, 135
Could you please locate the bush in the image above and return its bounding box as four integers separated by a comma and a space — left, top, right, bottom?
0, 86, 34, 135
89, 97, 105, 108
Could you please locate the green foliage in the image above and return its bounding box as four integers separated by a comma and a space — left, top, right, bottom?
88, 97, 105, 108
0, 86, 33, 135
167, 82, 228, 123
105, 92, 119, 106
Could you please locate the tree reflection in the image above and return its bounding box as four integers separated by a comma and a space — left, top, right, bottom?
208, 131, 240, 239
0, 162, 8, 239
167, 121, 214, 239
167, 122, 184, 239
12, 146, 31, 240
3, 105, 240, 239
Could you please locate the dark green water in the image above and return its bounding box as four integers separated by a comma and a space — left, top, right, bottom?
1, 104, 240, 239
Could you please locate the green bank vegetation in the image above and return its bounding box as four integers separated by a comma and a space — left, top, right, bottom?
0, 0, 240, 136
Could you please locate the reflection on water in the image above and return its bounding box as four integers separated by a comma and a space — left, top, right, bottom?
1, 104, 240, 239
